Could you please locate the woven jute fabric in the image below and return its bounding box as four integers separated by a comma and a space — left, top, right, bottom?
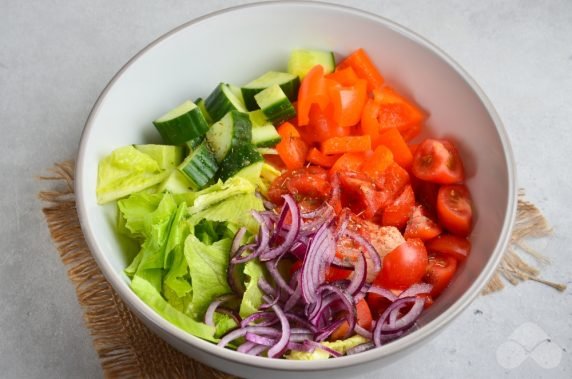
38, 161, 565, 378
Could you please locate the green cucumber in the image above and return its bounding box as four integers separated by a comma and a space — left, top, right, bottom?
185, 136, 204, 152
241, 71, 300, 111
218, 143, 263, 181
178, 143, 219, 190
248, 110, 281, 147
233, 161, 264, 186
158, 169, 193, 194
287, 49, 336, 78
153, 100, 210, 145
204, 83, 247, 122
254, 84, 296, 125
205, 110, 252, 162
133, 144, 183, 170
195, 97, 213, 124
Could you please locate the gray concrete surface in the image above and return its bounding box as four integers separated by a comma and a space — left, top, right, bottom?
1, 0, 571, 378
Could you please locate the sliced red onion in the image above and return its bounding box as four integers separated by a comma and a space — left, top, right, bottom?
315, 285, 356, 338
398, 283, 433, 298
285, 312, 318, 333
251, 211, 271, 256
373, 297, 425, 347
265, 260, 295, 296
246, 333, 276, 346
354, 324, 373, 340
284, 273, 302, 312
215, 306, 241, 326
204, 294, 238, 326
315, 318, 345, 342
334, 207, 351, 238
240, 311, 276, 328
342, 229, 381, 276
299, 204, 335, 235
230, 243, 259, 264
237, 341, 258, 354
257, 278, 277, 298
245, 343, 269, 356
267, 301, 291, 358
218, 326, 284, 349
287, 341, 314, 353
261, 195, 300, 261
367, 285, 398, 302
301, 224, 335, 303
303, 340, 342, 357
345, 252, 367, 296
346, 342, 375, 355
227, 261, 246, 295
231, 227, 247, 256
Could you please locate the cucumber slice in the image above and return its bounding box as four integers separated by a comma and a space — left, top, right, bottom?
158, 169, 193, 194
241, 71, 300, 111
288, 49, 336, 78
257, 147, 278, 155
204, 83, 247, 122
205, 110, 252, 162
185, 136, 204, 152
233, 161, 264, 186
254, 84, 296, 125
248, 110, 281, 147
153, 100, 210, 145
195, 97, 213, 124
133, 144, 183, 170
178, 143, 219, 190
218, 143, 263, 181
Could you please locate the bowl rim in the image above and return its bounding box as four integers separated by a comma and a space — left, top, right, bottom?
75, 0, 517, 371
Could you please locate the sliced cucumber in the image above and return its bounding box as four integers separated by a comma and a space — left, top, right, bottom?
251, 124, 281, 147
254, 84, 296, 125
153, 100, 210, 145
185, 136, 204, 152
257, 147, 278, 155
204, 83, 247, 122
248, 109, 268, 127
133, 144, 183, 170
218, 143, 263, 181
195, 97, 213, 124
178, 143, 219, 190
241, 71, 300, 111
205, 110, 252, 162
287, 49, 336, 78
233, 161, 264, 186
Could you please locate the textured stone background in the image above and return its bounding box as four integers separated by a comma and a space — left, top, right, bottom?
1, 0, 570, 378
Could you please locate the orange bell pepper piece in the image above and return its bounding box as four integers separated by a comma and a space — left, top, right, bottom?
328, 79, 368, 127
322, 135, 371, 155
377, 127, 413, 169
307, 147, 339, 168
297, 65, 330, 126
330, 152, 366, 174
326, 66, 359, 86
374, 87, 425, 141
337, 48, 384, 92
275, 122, 308, 170
362, 145, 394, 179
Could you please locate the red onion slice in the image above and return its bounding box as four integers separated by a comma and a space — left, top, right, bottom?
354, 324, 373, 340
342, 229, 382, 276
218, 326, 283, 349
265, 260, 295, 296
367, 285, 398, 302
346, 342, 375, 355
267, 301, 291, 358
204, 294, 237, 326
345, 252, 367, 296
261, 195, 301, 261
303, 340, 342, 357
240, 311, 275, 328
398, 283, 432, 298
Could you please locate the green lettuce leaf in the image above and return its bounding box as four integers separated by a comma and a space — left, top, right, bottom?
285, 335, 369, 360
239, 260, 267, 318
213, 313, 238, 339
130, 270, 216, 342
96, 145, 169, 204
184, 235, 232, 319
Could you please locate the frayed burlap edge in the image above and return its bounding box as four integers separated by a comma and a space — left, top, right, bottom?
39, 161, 237, 379
39, 161, 566, 377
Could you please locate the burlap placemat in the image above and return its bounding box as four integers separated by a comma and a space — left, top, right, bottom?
38, 161, 566, 378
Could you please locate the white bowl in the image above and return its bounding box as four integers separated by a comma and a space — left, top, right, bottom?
76, 2, 517, 378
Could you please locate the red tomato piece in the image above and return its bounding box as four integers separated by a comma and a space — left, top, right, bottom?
362, 145, 394, 180
411, 178, 440, 215
426, 234, 471, 262
425, 254, 458, 297
404, 205, 443, 241
382, 184, 415, 229
266, 166, 331, 204
374, 162, 411, 204
437, 184, 473, 236
412, 139, 465, 184
329, 152, 366, 174
375, 238, 429, 290
325, 265, 353, 282
307, 147, 339, 168
338, 171, 384, 219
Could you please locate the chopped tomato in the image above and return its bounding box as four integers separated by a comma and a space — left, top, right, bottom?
328, 79, 368, 127
374, 162, 410, 202
297, 65, 329, 126
375, 238, 428, 290
337, 48, 384, 92
377, 127, 413, 169
322, 135, 371, 155
437, 184, 473, 236
325, 265, 352, 282
338, 171, 383, 219
266, 166, 331, 204
425, 254, 457, 296
275, 122, 309, 170
362, 145, 394, 180
330, 298, 373, 341
298, 104, 350, 144
426, 234, 471, 262
307, 147, 339, 168
412, 139, 465, 184
404, 205, 443, 241
329, 152, 366, 174
382, 185, 415, 229
411, 178, 439, 215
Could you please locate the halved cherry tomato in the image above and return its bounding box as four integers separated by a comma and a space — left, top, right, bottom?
337, 48, 384, 92
404, 205, 442, 241
425, 254, 458, 297
298, 104, 350, 144
297, 65, 329, 126
412, 139, 465, 184
375, 238, 428, 290
275, 122, 309, 170
330, 298, 373, 341
382, 184, 415, 229
338, 171, 384, 219
426, 234, 471, 262
437, 184, 473, 236
267, 166, 331, 204
411, 178, 440, 215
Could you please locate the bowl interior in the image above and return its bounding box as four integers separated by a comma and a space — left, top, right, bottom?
76, 1, 515, 374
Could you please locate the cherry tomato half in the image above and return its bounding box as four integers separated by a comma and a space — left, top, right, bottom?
375, 238, 428, 290
412, 139, 465, 184
437, 184, 473, 236
404, 205, 442, 241
426, 234, 471, 262
424, 254, 458, 297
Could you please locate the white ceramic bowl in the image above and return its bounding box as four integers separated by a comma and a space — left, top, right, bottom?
76, 2, 516, 378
